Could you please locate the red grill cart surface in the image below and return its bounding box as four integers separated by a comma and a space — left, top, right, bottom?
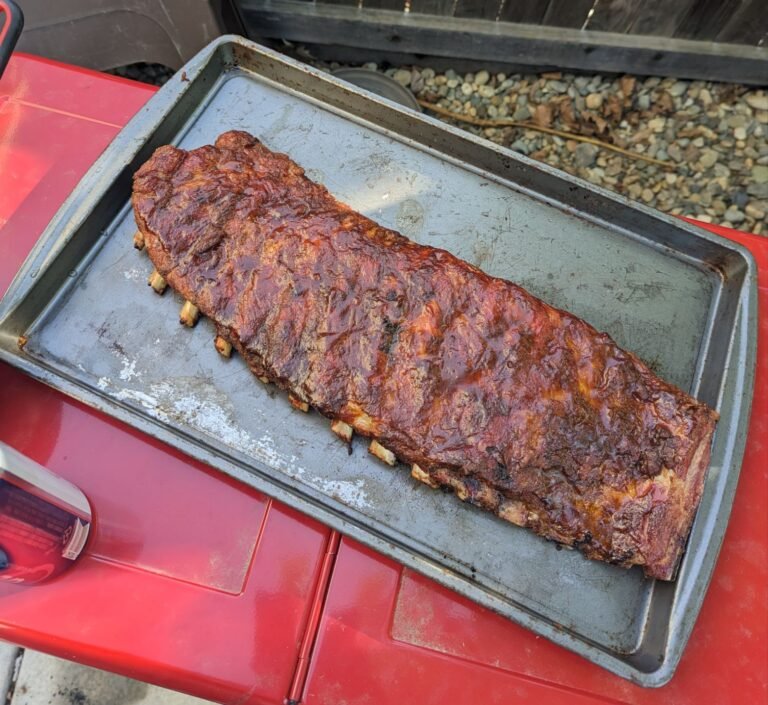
0, 52, 766, 705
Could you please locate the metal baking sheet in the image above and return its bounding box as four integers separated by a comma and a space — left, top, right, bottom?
0, 36, 756, 686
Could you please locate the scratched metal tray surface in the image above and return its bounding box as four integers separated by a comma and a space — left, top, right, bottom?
0, 37, 756, 685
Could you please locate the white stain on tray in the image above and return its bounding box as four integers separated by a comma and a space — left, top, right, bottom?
93, 377, 372, 511
122, 267, 145, 282
95, 377, 308, 480
311, 477, 371, 509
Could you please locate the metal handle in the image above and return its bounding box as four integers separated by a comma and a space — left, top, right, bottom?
0, 0, 23, 80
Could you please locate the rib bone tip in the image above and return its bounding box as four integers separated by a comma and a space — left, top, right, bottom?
147, 270, 167, 294
289, 394, 310, 413
331, 419, 353, 443
179, 300, 199, 327
133, 231, 145, 250
369, 440, 396, 466
214, 336, 232, 358
258, 376, 270, 384
411, 464, 440, 488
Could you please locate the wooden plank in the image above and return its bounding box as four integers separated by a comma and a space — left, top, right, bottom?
317, 0, 359, 7
240, 0, 768, 85
497, 0, 550, 24
409, 0, 455, 15
541, 0, 594, 28
363, 0, 406, 10
583, 0, 640, 33
453, 0, 502, 21
674, 0, 748, 41
716, 0, 768, 46
628, 0, 696, 37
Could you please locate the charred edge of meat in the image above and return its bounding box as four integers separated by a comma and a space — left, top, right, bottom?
289, 394, 310, 413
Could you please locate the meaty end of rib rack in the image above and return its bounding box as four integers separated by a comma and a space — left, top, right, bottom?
132, 130, 718, 581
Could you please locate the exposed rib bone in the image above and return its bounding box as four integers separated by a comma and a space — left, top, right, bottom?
289, 394, 310, 412
258, 376, 270, 384
179, 300, 199, 327
411, 464, 440, 488
147, 270, 167, 294
214, 336, 232, 358
133, 231, 145, 250
331, 419, 353, 443
369, 440, 396, 466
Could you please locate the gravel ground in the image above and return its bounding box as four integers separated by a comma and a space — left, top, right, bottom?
370, 64, 767, 235
109, 60, 767, 234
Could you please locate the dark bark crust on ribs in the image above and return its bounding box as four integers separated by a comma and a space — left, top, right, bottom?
132, 130, 718, 580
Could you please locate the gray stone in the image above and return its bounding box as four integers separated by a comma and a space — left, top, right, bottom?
512, 104, 531, 121
574, 143, 599, 168
574, 76, 590, 92
474, 70, 490, 86
746, 201, 767, 220
510, 139, 530, 155
732, 190, 749, 208
727, 114, 747, 129
724, 208, 746, 224
585, 93, 603, 109
393, 69, 411, 86
641, 188, 655, 203
699, 149, 719, 168
637, 94, 651, 110
11, 651, 214, 705
667, 144, 683, 162
478, 85, 495, 98
669, 81, 688, 97
747, 182, 768, 198
549, 80, 567, 93
752, 165, 768, 183
746, 93, 768, 111
460, 82, 473, 96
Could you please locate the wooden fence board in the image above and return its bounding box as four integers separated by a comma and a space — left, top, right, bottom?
629, 0, 696, 38
583, 0, 640, 33
409, 0, 456, 15
452, 0, 502, 20
497, 0, 551, 24
674, 0, 748, 42
363, 0, 406, 9
716, 0, 768, 46
242, 0, 768, 84
541, 0, 594, 28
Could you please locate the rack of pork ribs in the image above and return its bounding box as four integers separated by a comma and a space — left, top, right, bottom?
132, 130, 718, 581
